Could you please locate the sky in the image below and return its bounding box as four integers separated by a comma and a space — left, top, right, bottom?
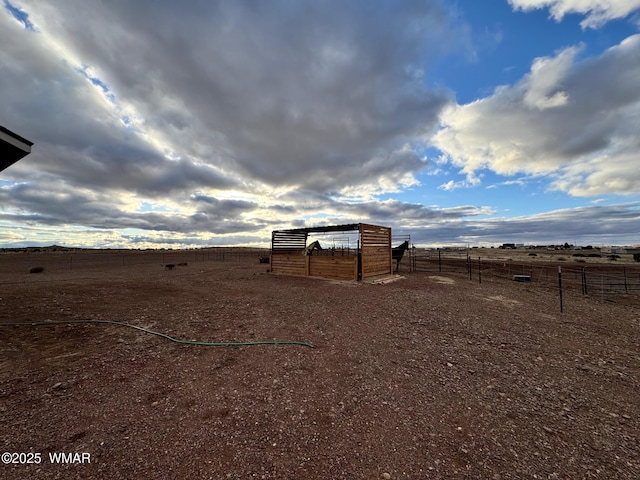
1, 0, 639, 249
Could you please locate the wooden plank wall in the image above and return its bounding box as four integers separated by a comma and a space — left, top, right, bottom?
272, 253, 356, 280
270, 253, 307, 276
360, 223, 392, 278
271, 229, 307, 276
309, 256, 357, 281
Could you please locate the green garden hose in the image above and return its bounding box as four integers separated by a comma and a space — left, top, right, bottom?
0, 319, 314, 348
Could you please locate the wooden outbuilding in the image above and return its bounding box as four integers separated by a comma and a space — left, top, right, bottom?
270, 223, 392, 281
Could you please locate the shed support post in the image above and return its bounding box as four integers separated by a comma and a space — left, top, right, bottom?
389, 227, 393, 275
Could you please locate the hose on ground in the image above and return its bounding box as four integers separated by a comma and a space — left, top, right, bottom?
0, 319, 314, 348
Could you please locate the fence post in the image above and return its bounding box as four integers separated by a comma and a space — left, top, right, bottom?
438, 248, 441, 272
624, 266, 628, 294
558, 266, 563, 313
409, 245, 416, 272
478, 257, 481, 284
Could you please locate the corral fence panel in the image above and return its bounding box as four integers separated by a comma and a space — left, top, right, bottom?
413, 250, 470, 274
412, 250, 640, 302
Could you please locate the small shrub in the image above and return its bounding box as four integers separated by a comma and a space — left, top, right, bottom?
633, 253, 640, 262
557, 257, 566, 262
29, 266, 44, 274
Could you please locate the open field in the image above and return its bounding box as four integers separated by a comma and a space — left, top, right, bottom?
443, 247, 640, 266
1, 250, 639, 479
412, 247, 640, 273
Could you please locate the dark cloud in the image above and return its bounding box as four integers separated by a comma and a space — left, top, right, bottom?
407, 203, 640, 246
0, 181, 264, 234
10, 0, 452, 192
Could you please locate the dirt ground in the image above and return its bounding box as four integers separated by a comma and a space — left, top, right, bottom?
1, 251, 639, 479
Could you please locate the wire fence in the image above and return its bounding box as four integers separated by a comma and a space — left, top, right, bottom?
5, 247, 640, 306
0, 247, 271, 276
407, 249, 640, 304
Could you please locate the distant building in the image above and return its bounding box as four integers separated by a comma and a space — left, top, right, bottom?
0, 125, 33, 172
499, 243, 516, 249
601, 246, 627, 254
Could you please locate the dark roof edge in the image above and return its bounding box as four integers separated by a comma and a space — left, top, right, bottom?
0, 125, 34, 146
274, 223, 361, 235
273, 222, 390, 235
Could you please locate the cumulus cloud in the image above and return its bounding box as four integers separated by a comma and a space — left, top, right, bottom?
2, 1, 639, 249
0, 0, 465, 247
509, 0, 640, 28
5, 0, 452, 193
0, 180, 266, 235
0, 0, 467, 247
432, 34, 640, 196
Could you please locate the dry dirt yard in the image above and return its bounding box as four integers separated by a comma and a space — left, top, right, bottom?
1, 253, 639, 479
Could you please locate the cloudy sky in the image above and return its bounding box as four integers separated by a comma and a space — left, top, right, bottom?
1, 0, 639, 248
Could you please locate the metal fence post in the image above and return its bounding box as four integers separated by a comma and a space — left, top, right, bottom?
558, 266, 563, 313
